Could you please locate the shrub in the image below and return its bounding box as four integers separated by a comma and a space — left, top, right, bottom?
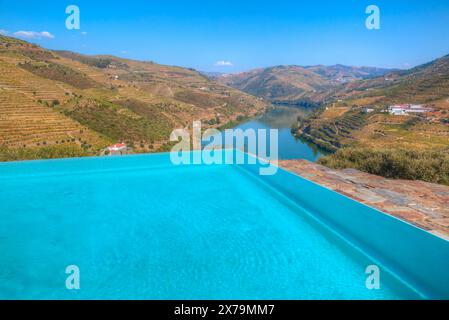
318, 148, 449, 186
0, 145, 90, 162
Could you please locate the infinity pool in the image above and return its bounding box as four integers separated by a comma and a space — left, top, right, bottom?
0, 151, 448, 299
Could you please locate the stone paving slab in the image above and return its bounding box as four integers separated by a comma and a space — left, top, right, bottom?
278, 160, 449, 240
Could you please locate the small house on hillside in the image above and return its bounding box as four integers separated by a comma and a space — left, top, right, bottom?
106, 143, 129, 156
388, 104, 433, 116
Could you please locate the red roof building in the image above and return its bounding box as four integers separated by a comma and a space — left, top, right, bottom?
107, 143, 127, 152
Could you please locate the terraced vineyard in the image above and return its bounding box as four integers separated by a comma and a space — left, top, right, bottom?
0, 35, 268, 161
295, 52, 449, 152
0, 88, 109, 148
0, 59, 70, 104
295, 54, 449, 185
299, 110, 367, 151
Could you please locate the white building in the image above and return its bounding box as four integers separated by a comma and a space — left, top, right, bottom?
107, 143, 128, 155
388, 104, 433, 116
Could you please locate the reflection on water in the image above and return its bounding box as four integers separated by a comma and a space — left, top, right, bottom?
203, 106, 328, 162
256, 106, 310, 128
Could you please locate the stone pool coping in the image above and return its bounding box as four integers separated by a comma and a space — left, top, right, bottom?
279, 160, 449, 240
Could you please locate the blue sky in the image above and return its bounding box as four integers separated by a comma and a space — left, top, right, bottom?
1, 0, 449, 72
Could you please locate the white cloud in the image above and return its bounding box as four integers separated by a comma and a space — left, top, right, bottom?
13, 31, 55, 40
215, 60, 233, 67
402, 62, 411, 69
81, 31, 88, 36
40, 31, 55, 39
0, 29, 9, 35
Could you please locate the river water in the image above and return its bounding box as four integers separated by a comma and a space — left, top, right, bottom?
204, 106, 328, 161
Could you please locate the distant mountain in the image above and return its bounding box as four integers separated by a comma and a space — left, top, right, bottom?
199, 71, 228, 79
304, 64, 395, 83
0, 35, 268, 161
373, 54, 449, 103
217, 65, 394, 106
312, 54, 449, 105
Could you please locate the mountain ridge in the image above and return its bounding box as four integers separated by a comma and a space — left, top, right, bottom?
217, 64, 395, 106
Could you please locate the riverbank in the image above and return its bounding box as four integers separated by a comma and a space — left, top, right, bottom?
227, 106, 329, 161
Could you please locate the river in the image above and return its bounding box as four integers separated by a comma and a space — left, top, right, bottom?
204, 106, 328, 162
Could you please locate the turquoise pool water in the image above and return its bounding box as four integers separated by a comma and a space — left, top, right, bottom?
0, 152, 448, 299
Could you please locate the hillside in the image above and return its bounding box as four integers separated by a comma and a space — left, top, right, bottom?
305, 54, 449, 105
295, 56, 449, 184
295, 54, 449, 184
0, 35, 268, 161
218, 65, 392, 106
305, 64, 395, 83
297, 54, 449, 152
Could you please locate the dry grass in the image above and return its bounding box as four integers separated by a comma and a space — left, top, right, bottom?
320, 106, 351, 120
